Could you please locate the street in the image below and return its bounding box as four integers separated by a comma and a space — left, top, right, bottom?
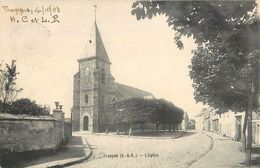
6, 130, 252, 168
69, 131, 213, 168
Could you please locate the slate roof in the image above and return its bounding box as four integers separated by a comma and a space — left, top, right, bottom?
115, 82, 154, 102
73, 72, 154, 101
79, 22, 111, 63
75, 22, 154, 102
195, 108, 213, 119
73, 72, 79, 77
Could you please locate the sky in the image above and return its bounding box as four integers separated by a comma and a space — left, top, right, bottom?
0, 0, 209, 118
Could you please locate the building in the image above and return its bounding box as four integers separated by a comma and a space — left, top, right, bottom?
179, 112, 190, 130
71, 20, 153, 133
203, 108, 212, 131
189, 119, 196, 129
194, 108, 212, 131
195, 108, 245, 140
218, 111, 244, 140
194, 111, 204, 131
196, 107, 260, 144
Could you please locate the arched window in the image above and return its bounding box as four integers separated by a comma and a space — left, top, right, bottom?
101, 68, 105, 84
100, 95, 104, 112
111, 97, 116, 109
85, 95, 88, 103
101, 95, 104, 106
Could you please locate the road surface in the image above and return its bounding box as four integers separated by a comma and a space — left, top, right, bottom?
69, 131, 212, 168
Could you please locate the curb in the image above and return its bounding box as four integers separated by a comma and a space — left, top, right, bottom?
47, 137, 92, 168
188, 131, 215, 167
175, 131, 188, 139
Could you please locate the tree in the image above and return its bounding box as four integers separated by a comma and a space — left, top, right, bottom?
190, 44, 259, 159
152, 99, 184, 131
0, 60, 23, 113
115, 97, 184, 135
102, 105, 122, 133
5, 98, 50, 116
116, 97, 152, 135
132, 1, 259, 166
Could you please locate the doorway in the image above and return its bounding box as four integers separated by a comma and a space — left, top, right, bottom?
83, 116, 89, 131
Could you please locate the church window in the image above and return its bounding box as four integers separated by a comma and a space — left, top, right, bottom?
101, 95, 104, 106
111, 97, 116, 109
101, 68, 105, 83
100, 95, 104, 112
85, 95, 88, 103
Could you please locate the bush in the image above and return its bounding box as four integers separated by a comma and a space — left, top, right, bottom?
0, 98, 50, 116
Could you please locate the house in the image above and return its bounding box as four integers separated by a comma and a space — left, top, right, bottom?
219, 111, 245, 140
194, 111, 204, 131
196, 107, 260, 144
189, 119, 196, 129
196, 108, 245, 140
195, 108, 212, 131
179, 112, 190, 130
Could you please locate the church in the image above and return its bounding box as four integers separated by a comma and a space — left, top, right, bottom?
71, 20, 154, 133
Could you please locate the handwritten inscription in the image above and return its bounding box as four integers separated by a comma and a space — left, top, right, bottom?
2, 5, 61, 23
103, 153, 159, 159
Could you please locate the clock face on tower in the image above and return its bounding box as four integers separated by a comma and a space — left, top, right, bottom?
81, 66, 92, 88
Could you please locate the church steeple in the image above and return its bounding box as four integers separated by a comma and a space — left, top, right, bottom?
80, 5, 111, 64
94, 4, 97, 23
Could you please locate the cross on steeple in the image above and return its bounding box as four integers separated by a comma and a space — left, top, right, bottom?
79, 3, 110, 63
94, 4, 97, 23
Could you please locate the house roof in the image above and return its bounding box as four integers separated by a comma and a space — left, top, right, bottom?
194, 111, 205, 118
195, 107, 214, 118
115, 82, 154, 101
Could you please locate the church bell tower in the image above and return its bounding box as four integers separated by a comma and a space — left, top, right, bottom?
72, 6, 115, 133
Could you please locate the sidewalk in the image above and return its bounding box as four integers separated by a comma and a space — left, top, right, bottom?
13, 134, 91, 168
191, 131, 260, 168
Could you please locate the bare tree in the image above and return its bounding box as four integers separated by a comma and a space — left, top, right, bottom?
0, 60, 23, 113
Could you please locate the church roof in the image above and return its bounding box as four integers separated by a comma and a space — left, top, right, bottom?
73, 72, 79, 77
79, 22, 111, 64
115, 82, 154, 102
77, 18, 153, 102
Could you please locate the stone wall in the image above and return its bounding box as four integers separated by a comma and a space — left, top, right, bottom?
0, 114, 63, 156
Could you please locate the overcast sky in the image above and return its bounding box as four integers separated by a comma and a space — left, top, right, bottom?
0, 0, 211, 118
